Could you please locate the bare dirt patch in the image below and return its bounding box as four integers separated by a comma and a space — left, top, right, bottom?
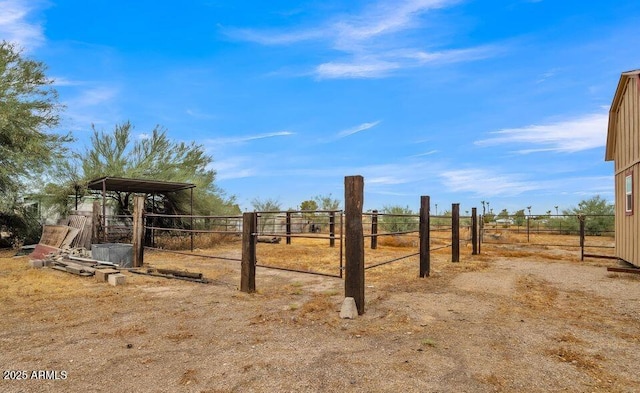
1, 243, 639, 393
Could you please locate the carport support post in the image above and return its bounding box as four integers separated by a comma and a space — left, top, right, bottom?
344, 175, 365, 315
132, 195, 145, 268
241, 212, 257, 293
452, 203, 460, 262
91, 200, 100, 244
471, 207, 478, 255
419, 196, 430, 277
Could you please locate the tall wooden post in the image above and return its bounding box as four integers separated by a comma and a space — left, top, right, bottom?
344, 175, 365, 315
329, 211, 336, 248
371, 210, 378, 249
471, 207, 478, 255
286, 211, 292, 245
419, 196, 430, 277
452, 203, 460, 262
132, 195, 145, 268
241, 212, 257, 293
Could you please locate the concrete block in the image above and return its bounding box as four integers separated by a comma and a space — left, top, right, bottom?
28, 260, 44, 268
108, 273, 126, 286
65, 265, 83, 275
340, 297, 358, 319
95, 268, 120, 282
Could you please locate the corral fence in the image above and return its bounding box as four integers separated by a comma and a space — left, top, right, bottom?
118, 176, 615, 316
253, 210, 343, 278
479, 213, 615, 260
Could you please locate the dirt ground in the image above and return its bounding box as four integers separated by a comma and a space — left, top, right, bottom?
1, 239, 639, 393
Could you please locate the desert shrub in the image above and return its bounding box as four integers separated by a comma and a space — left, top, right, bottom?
379, 205, 418, 233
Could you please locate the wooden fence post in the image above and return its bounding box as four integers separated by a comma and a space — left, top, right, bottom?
419, 196, 430, 277
345, 175, 365, 315
286, 211, 292, 245
241, 212, 257, 293
471, 207, 478, 255
452, 203, 460, 262
371, 210, 378, 249
132, 195, 145, 268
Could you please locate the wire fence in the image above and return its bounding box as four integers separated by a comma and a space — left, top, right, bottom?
480, 214, 615, 259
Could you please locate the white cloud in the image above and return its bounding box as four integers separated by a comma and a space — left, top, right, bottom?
0, 0, 45, 51
209, 157, 256, 180
440, 169, 540, 197
229, 0, 496, 79
316, 61, 399, 79
208, 131, 295, 145
332, 0, 453, 46
72, 86, 119, 107
337, 121, 381, 137
411, 150, 438, 157
474, 112, 608, 154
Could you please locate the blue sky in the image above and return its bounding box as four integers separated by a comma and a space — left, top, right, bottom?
2, 0, 639, 214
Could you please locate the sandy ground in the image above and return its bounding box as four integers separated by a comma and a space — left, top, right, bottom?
1, 243, 639, 393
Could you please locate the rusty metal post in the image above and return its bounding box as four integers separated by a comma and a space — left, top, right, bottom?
579, 215, 585, 261
286, 211, 292, 245
329, 211, 336, 248
452, 203, 460, 262
344, 175, 365, 315
419, 196, 430, 277
190, 188, 194, 252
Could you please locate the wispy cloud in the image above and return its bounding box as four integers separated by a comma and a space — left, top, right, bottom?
316, 61, 399, 79
0, 0, 45, 51
186, 108, 217, 120
411, 150, 438, 157
337, 121, 381, 138
440, 169, 541, 197
228, 0, 498, 79
209, 157, 256, 180
208, 131, 295, 145
474, 112, 608, 154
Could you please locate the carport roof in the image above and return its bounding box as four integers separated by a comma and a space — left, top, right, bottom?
87, 176, 196, 194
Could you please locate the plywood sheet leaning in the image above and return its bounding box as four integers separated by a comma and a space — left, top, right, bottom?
67, 215, 90, 248
60, 227, 80, 249
39, 225, 70, 248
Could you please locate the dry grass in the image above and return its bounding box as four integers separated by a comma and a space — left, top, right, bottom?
2, 237, 640, 392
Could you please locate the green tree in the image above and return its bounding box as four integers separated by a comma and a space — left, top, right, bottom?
251, 197, 281, 233
379, 205, 417, 233
513, 209, 526, 226
49, 121, 238, 216
0, 42, 70, 194
562, 195, 614, 236
497, 209, 509, 220
0, 42, 70, 245
300, 200, 318, 211
314, 193, 341, 211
